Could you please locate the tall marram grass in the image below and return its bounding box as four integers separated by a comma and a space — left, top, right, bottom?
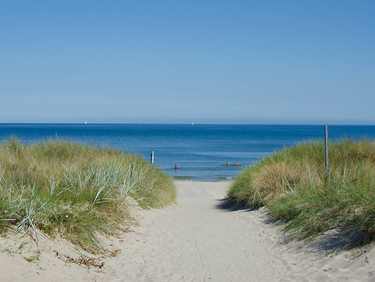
228, 139, 375, 242
0, 138, 175, 252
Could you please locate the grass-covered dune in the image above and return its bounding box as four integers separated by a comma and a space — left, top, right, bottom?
228, 139, 375, 242
0, 138, 176, 252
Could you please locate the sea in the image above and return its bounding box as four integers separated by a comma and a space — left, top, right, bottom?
1, 124, 375, 181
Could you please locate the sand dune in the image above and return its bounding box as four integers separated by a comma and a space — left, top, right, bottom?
1, 181, 375, 281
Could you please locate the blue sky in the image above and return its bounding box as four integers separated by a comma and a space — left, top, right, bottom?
1, 1, 374, 124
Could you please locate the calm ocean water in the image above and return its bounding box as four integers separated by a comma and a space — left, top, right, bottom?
1, 124, 375, 181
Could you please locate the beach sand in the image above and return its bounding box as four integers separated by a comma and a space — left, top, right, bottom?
1, 180, 375, 281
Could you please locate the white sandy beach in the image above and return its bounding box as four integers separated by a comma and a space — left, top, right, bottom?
1, 180, 375, 281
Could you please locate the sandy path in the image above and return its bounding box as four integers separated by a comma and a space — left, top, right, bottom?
132, 181, 285, 281
106, 181, 286, 281
1, 181, 375, 281
102, 181, 375, 282
101, 181, 375, 282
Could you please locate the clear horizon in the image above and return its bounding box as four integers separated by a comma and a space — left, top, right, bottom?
1, 122, 374, 126
1, 1, 374, 124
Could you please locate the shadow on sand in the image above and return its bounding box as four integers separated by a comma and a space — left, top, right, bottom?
216, 198, 370, 255
215, 198, 255, 212
301, 229, 370, 255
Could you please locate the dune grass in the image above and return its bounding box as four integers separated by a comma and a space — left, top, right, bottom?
0, 138, 175, 252
228, 139, 375, 242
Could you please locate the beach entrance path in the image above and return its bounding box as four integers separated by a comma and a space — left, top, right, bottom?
101, 181, 330, 282
2, 181, 373, 281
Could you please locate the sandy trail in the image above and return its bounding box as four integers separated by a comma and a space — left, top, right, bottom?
1, 181, 375, 281
108, 181, 286, 281
126, 181, 287, 281
98, 181, 375, 281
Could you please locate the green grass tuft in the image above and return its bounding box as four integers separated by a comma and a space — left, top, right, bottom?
0, 138, 175, 252
227, 139, 375, 242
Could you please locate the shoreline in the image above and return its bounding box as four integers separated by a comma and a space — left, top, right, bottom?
172, 177, 234, 182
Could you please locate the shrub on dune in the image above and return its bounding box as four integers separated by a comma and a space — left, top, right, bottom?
0, 138, 175, 252
228, 139, 375, 242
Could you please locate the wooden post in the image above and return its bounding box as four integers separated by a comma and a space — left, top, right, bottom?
324, 125, 328, 174
151, 151, 154, 164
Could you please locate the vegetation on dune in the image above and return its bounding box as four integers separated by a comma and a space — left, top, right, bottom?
0, 138, 175, 252
228, 139, 375, 242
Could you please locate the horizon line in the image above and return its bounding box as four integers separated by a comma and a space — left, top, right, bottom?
1, 122, 375, 126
